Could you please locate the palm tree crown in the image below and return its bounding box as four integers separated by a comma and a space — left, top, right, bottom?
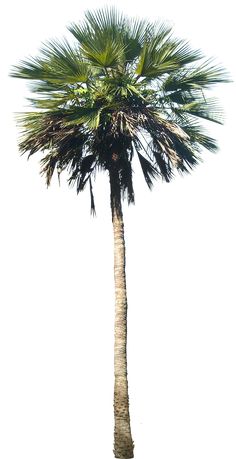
11, 7, 229, 216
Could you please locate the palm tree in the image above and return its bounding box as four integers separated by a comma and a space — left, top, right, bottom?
11, 7, 229, 458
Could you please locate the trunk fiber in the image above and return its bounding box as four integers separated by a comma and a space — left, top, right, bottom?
112, 201, 134, 458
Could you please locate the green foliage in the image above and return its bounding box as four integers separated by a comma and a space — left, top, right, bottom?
11, 7, 229, 214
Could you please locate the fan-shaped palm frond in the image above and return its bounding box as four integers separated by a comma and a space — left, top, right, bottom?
11, 39, 92, 85
175, 97, 224, 124
135, 35, 202, 78
162, 59, 229, 92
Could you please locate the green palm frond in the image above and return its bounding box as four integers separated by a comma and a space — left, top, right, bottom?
27, 91, 72, 110
162, 59, 230, 92
69, 8, 127, 69
175, 97, 224, 124
11, 39, 91, 85
83, 6, 126, 35
64, 106, 103, 129
177, 119, 218, 152
82, 40, 126, 68
135, 31, 202, 78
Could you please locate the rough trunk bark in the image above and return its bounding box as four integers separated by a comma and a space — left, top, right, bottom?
111, 182, 134, 458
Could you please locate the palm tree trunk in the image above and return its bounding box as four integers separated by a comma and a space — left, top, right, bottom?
110, 172, 134, 458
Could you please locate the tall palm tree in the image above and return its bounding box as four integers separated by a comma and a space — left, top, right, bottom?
11, 7, 228, 458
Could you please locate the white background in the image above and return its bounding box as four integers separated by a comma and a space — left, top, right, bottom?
1, 1, 236, 458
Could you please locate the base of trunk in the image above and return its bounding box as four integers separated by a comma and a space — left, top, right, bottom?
114, 420, 134, 458
113, 444, 134, 458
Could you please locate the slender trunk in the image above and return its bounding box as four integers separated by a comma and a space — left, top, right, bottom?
110, 173, 134, 458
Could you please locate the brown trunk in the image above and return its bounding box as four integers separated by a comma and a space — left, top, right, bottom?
111, 178, 134, 458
